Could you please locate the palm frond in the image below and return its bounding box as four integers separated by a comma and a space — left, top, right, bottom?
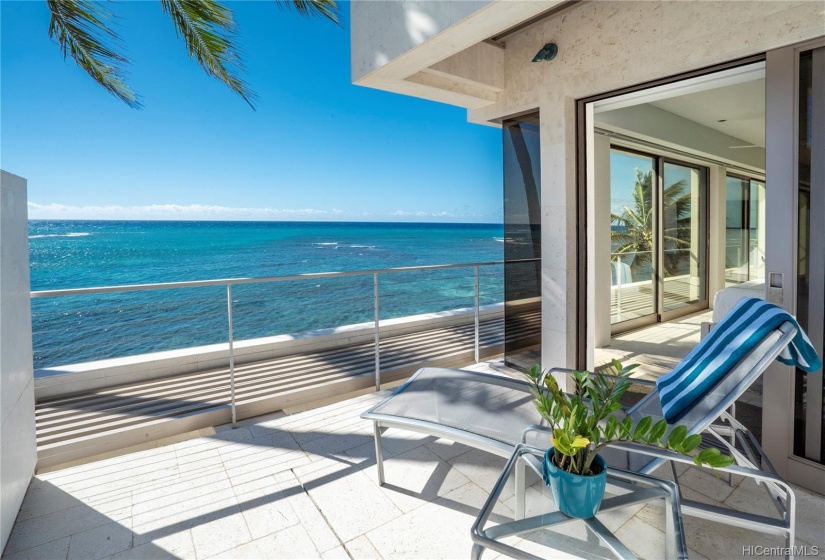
160, 0, 256, 107
47, 0, 139, 108
276, 0, 339, 25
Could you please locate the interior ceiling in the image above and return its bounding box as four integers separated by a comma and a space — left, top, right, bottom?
650, 79, 766, 147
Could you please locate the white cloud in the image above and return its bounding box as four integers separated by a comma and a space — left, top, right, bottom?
27, 202, 501, 223
28, 202, 344, 221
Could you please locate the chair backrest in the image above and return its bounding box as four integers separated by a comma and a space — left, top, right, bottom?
627, 321, 797, 438
609, 322, 796, 474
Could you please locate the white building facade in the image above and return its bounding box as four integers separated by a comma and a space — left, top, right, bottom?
351, 1, 825, 493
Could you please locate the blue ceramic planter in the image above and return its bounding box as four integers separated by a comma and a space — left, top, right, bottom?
541, 448, 607, 519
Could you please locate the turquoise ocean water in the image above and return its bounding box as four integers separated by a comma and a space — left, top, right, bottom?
29, 221, 504, 368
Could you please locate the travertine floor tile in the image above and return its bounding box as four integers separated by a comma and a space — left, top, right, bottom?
275, 472, 341, 554
320, 545, 349, 559
297, 459, 403, 543
344, 536, 383, 560
67, 521, 133, 560
448, 448, 513, 499
189, 505, 252, 559
5, 503, 117, 555
206, 524, 320, 559
612, 516, 668, 559
0, 536, 70, 560
234, 476, 300, 540
365, 490, 479, 559
363, 444, 471, 513
108, 531, 196, 560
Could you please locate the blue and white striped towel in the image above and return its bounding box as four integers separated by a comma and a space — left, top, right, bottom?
657, 298, 822, 423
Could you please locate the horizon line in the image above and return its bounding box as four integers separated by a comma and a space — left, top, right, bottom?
27, 217, 504, 226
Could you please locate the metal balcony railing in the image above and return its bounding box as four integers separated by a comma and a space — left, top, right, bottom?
31, 260, 536, 427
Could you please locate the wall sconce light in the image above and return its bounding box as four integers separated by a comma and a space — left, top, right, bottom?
532, 42, 558, 62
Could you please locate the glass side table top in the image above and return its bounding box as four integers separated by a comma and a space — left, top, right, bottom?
470, 444, 688, 560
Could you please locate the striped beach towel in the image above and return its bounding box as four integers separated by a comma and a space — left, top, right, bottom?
657, 298, 822, 423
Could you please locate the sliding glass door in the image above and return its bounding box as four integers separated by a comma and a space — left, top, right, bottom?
661, 161, 708, 319
610, 149, 708, 332
610, 150, 657, 326
725, 175, 766, 285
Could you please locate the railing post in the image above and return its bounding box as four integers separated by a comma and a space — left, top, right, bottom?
226, 284, 237, 428
474, 265, 480, 363
374, 272, 380, 391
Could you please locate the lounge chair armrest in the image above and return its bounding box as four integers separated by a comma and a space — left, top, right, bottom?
542, 367, 657, 388
520, 424, 553, 444
610, 442, 793, 490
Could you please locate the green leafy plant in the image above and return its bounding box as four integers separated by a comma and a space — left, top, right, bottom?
525, 360, 735, 476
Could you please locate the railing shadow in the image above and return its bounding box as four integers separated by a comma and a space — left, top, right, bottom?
4, 479, 171, 559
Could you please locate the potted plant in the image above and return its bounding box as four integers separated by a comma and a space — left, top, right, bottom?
524, 360, 734, 519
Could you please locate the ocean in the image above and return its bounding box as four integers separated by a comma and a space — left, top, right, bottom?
29, 220, 504, 368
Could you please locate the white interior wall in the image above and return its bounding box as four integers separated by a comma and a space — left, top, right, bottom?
0, 170, 36, 554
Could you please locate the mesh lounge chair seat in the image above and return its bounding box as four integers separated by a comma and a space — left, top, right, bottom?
363, 299, 819, 556
364, 368, 542, 457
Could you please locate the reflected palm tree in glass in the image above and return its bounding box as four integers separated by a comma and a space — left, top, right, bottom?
611, 168, 691, 283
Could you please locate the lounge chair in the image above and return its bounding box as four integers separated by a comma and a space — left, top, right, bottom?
362, 298, 821, 555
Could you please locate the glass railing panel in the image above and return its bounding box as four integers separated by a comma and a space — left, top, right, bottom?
610, 250, 655, 324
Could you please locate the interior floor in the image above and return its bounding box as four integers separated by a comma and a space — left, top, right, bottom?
595, 309, 764, 441
596, 310, 711, 375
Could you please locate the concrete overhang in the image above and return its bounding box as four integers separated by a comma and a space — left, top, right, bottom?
351, 1, 567, 114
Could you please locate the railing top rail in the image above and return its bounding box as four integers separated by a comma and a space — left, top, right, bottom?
31, 259, 536, 299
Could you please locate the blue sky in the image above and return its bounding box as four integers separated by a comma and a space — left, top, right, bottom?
1, 1, 502, 223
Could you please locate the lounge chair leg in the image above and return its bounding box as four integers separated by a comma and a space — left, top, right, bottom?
670, 461, 680, 483
665, 493, 676, 559
471, 543, 484, 560
374, 422, 385, 486
515, 456, 526, 520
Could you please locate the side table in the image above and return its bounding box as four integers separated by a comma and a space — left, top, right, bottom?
470, 444, 688, 560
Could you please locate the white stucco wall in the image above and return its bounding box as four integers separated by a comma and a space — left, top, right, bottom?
351, 0, 493, 82
0, 170, 36, 553
467, 1, 824, 372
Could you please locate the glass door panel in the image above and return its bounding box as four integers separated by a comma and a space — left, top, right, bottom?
794, 48, 824, 465
503, 114, 542, 371
725, 176, 750, 284
610, 150, 656, 325
749, 179, 766, 281
662, 162, 707, 313
725, 175, 766, 284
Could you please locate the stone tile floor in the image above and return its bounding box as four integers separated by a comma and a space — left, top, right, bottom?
4, 363, 824, 560
595, 311, 713, 376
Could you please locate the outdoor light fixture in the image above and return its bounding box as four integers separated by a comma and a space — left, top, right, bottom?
532, 42, 558, 62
